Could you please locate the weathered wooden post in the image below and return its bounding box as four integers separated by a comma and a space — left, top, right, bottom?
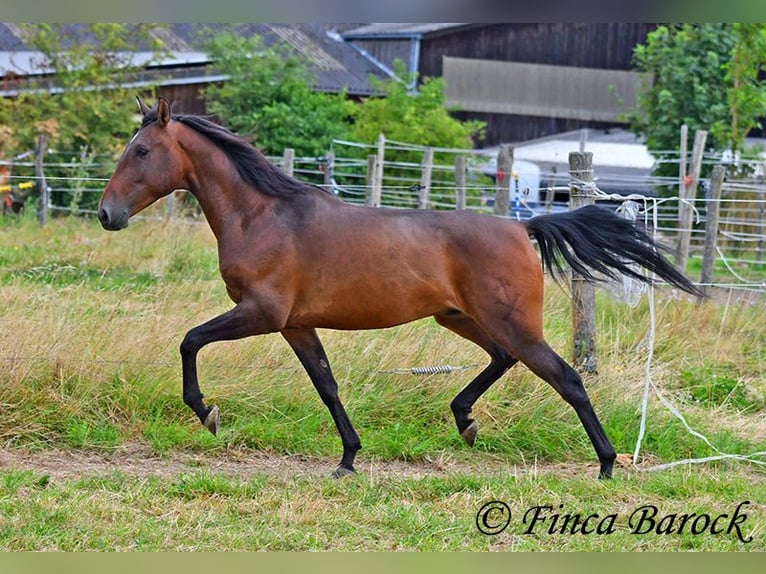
35, 134, 48, 227
678, 124, 688, 204
494, 144, 513, 216
164, 191, 177, 219
676, 129, 708, 272
418, 147, 433, 209
700, 165, 726, 297
569, 151, 597, 373
455, 155, 466, 210
374, 133, 385, 207
323, 150, 335, 191
366, 154, 380, 207
579, 128, 588, 153
281, 148, 295, 177
544, 186, 555, 213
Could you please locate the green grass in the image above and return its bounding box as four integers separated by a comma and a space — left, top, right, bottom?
0, 466, 762, 550
1, 211, 766, 550
686, 253, 766, 284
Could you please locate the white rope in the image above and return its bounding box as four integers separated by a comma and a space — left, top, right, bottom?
563, 179, 766, 472
631, 198, 766, 472
714, 246, 766, 287
633, 271, 656, 466
638, 451, 766, 472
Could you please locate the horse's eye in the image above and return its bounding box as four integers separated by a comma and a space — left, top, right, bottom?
135, 145, 150, 158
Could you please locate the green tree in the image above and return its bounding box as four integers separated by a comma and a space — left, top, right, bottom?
0, 23, 166, 155
628, 24, 766, 180
203, 33, 355, 157
348, 61, 486, 208
724, 24, 766, 157
351, 60, 484, 157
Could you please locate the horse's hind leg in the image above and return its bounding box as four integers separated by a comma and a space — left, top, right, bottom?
493, 331, 616, 479
434, 311, 518, 446
523, 342, 616, 478
281, 327, 361, 478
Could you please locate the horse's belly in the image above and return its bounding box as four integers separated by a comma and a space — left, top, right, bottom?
287, 284, 452, 330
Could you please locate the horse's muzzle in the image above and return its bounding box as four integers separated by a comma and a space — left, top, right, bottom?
98, 205, 129, 231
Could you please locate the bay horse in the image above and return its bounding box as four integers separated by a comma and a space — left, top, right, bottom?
98, 97, 701, 479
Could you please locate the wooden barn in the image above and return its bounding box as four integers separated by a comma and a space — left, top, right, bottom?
1, 23, 656, 145
0, 23, 388, 115
342, 23, 657, 145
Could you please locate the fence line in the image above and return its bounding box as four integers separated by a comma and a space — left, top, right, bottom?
0, 354, 482, 379
3, 136, 766, 290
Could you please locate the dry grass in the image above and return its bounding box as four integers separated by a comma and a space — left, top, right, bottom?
1, 213, 765, 459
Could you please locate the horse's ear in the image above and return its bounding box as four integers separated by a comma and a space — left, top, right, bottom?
136, 96, 151, 117
157, 96, 171, 127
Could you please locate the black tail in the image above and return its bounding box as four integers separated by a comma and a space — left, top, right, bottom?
524, 204, 703, 297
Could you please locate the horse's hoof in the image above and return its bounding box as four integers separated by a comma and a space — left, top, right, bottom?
460, 420, 478, 447
203, 405, 220, 436
331, 465, 355, 479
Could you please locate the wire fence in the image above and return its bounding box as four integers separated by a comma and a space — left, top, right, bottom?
2, 136, 765, 292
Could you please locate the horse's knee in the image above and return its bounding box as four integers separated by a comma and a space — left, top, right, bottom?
180, 331, 202, 357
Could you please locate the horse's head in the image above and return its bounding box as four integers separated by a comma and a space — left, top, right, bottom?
98, 96, 187, 230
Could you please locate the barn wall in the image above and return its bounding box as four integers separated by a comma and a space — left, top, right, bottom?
443, 57, 649, 122
419, 23, 655, 78
451, 110, 620, 147
155, 82, 209, 115
415, 23, 656, 145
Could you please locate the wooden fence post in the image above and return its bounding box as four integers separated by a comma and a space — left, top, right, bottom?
678, 124, 688, 206
323, 150, 335, 191
758, 159, 765, 264
366, 154, 380, 207
676, 129, 708, 271
281, 148, 295, 177
455, 155, 466, 210
579, 128, 588, 153
374, 133, 385, 207
35, 134, 48, 227
418, 147, 433, 209
700, 165, 726, 297
494, 144, 513, 216
569, 151, 597, 373
544, 186, 555, 213
164, 191, 177, 219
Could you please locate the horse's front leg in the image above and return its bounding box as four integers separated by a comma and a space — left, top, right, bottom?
281, 328, 362, 478
179, 302, 267, 434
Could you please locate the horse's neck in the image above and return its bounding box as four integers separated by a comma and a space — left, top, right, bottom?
186, 162, 273, 241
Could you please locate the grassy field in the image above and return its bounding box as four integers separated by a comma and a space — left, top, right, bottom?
1, 207, 765, 550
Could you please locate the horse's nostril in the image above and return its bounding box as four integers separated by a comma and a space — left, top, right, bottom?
98, 205, 129, 230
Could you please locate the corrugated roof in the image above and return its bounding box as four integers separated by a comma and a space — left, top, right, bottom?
0, 23, 389, 96
342, 23, 468, 37
164, 23, 388, 95
0, 24, 29, 50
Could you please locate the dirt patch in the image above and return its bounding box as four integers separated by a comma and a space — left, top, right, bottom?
3, 445, 763, 484
0, 442, 611, 482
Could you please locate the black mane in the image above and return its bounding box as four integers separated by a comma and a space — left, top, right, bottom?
141, 107, 328, 198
